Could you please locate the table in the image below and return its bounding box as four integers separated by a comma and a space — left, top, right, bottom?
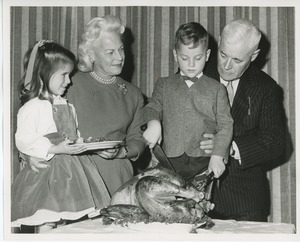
47, 217, 295, 234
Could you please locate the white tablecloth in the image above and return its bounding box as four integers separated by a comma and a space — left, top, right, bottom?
47, 217, 295, 234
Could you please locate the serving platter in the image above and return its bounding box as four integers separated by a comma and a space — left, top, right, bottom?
83, 140, 123, 150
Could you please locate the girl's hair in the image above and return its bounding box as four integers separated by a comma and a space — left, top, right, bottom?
77, 15, 125, 72
18, 41, 76, 105
175, 22, 209, 50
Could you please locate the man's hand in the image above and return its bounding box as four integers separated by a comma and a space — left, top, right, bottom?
208, 155, 226, 178
200, 133, 214, 154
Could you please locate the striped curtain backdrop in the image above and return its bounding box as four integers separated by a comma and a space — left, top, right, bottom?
10, 6, 295, 225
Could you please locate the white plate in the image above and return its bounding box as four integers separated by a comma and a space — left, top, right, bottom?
83, 140, 123, 150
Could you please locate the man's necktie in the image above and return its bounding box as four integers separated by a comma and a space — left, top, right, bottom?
226, 81, 234, 106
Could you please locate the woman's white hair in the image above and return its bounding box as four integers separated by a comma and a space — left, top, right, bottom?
77, 15, 125, 72
221, 19, 261, 52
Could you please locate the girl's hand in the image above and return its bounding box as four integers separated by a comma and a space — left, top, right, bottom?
208, 155, 226, 178
143, 120, 162, 149
49, 140, 87, 155
200, 133, 214, 154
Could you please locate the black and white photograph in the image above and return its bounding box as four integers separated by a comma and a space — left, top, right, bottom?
2, 0, 299, 241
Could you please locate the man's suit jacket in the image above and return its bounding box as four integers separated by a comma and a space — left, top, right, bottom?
204, 61, 285, 217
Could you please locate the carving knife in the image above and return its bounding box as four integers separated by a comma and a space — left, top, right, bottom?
152, 144, 176, 172
140, 123, 176, 172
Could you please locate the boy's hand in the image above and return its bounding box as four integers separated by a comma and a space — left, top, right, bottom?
200, 133, 214, 154
208, 155, 226, 178
143, 120, 162, 149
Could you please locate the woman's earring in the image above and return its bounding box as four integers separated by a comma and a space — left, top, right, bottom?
90, 57, 95, 70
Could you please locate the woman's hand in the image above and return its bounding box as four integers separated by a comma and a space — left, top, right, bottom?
76, 137, 84, 143
143, 120, 162, 149
200, 133, 214, 154
98, 147, 119, 159
49, 140, 87, 155
28, 156, 49, 173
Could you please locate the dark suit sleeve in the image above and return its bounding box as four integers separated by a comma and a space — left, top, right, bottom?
235, 84, 284, 169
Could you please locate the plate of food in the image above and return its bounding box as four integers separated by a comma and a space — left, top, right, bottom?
83, 140, 124, 151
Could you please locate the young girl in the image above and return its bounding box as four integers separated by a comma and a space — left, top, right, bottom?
11, 40, 110, 233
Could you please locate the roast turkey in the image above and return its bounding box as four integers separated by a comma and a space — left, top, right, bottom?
100, 166, 214, 228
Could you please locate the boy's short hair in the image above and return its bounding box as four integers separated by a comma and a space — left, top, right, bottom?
175, 22, 209, 50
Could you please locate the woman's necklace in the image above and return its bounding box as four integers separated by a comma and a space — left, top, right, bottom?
89, 71, 117, 84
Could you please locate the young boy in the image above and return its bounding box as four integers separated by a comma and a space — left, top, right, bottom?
143, 22, 233, 180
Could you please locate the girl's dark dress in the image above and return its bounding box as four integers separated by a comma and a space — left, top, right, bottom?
12, 97, 110, 226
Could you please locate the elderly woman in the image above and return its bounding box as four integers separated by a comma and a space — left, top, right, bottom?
67, 15, 146, 195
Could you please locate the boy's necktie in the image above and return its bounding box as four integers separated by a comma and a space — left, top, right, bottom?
182, 76, 199, 82
226, 81, 234, 106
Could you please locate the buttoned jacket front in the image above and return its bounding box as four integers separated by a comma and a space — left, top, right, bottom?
144, 73, 233, 158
